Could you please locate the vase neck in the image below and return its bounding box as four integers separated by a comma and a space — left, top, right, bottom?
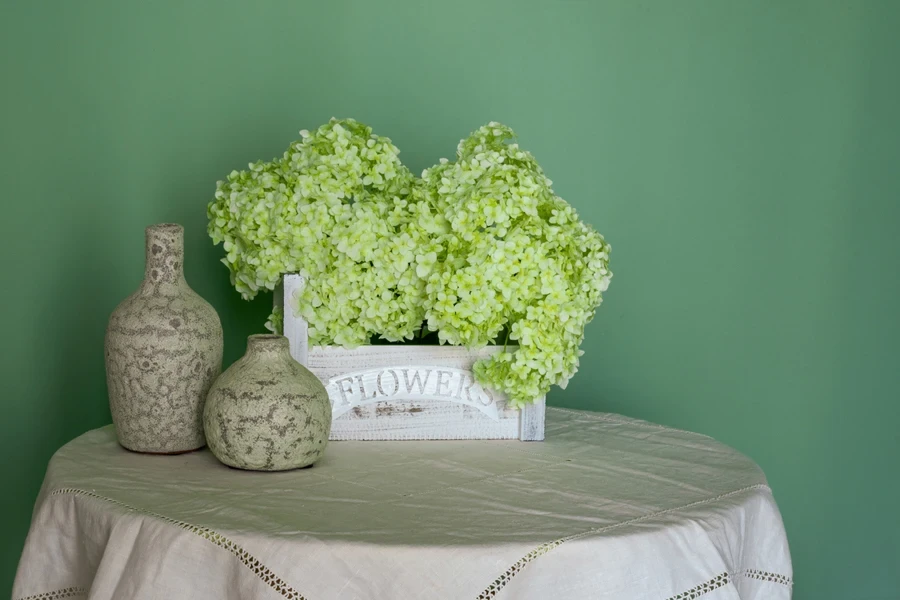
245, 335, 291, 359
142, 224, 186, 290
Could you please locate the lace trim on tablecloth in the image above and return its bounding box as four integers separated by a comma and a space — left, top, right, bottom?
664, 570, 794, 599
36, 487, 789, 600
476, 483, 772, 599
737, 569, 793, 587
15, 569, 793, 600
665, 573, 730, 599
14, 588, 88, 600
45, 488, 307, 600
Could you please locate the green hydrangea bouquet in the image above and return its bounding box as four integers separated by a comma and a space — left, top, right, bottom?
208, 119, 611, 406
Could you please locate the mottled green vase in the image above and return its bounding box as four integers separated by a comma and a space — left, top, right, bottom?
204, 335, 332, 471
105, 223, 223, 454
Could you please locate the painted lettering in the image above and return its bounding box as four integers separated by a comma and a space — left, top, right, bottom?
463, 374, 478, 404
435, 370, 453, 397
478, 386, 494, 406
327, 367, 500, 421
355, 374, 378, 400
377, 369, 399, 396
453, 371, 466, 399
336, 377, 355, 405
402, 369, 431, 394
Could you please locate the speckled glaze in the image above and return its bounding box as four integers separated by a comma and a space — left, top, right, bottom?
105, 224, 223, 454
204, 335, 331, 471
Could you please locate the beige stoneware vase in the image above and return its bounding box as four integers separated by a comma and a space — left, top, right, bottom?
204, 334, 331, 471
105, 223, 223, 453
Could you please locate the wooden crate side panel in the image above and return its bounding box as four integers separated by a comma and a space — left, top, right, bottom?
282, 275, 308, 366
280, 274, 545, 441
306, 345, 509, 373
329, 400, 520, 440
309, 346, 523, 440
519, 399, 546, 441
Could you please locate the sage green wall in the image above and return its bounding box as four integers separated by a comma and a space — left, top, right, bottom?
2, 1, 898, 598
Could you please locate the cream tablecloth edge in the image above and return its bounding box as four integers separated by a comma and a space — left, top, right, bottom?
14, 408, 793, 600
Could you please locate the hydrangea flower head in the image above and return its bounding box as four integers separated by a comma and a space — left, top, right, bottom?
209, 120, 611, 405
420, 122, 612, 406
208, 118, 431, 346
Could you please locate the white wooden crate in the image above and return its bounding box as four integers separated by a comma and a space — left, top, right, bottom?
279, 274, 545, 441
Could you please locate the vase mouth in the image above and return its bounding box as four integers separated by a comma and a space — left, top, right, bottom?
246, 334, 289, 353
148, 223, 183, 232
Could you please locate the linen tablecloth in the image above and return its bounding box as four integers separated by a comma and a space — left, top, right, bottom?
14, 408, 792, 599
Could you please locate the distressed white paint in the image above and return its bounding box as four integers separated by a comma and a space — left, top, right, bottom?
327, 366, 500, 421
280, 274, 545, 441
282, 275, 308, 367
519, 397, 546, 441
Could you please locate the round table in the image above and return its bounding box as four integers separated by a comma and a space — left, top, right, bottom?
14, 408, 792, 600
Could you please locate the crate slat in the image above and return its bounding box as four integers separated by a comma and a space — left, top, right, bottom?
281, 274, 545, 441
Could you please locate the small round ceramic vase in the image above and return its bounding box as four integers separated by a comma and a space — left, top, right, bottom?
105, 223, 223, 454
204, 335, 332, 471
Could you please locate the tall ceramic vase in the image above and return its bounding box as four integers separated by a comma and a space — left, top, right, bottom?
105, 223, 223, 453
204, 334, 331, 471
